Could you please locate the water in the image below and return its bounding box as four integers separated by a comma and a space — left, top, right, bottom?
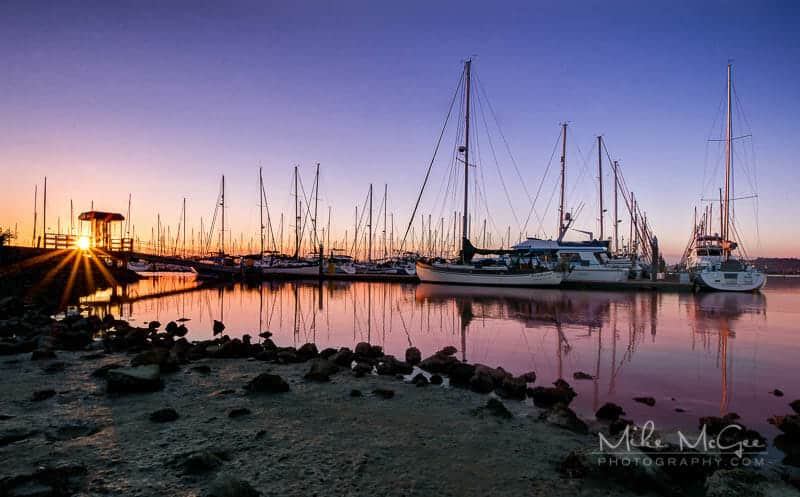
82, 274, 799, 443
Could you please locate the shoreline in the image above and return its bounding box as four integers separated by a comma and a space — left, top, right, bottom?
1, 306, 799, 496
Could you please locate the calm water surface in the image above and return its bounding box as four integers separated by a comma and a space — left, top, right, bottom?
82, 275, 799, 442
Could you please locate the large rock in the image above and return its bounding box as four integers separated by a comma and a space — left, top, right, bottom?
495, 376, 527, 400
106, 365, 162, 393
0, 463, 87, 497
418, 351, 460, 375
296, 343, 319, 362
331, 347, 354, 367
244, 373, 289, 394
149, 408, 179, 423
375, 355, 413, 376
181, 450, 228, 475
212, 320, 226, 335
596, 402, 626, 421
405, 347, 421, 366
468, 369, 495, 393
791, 400, 800, 415
304, 358, 340, 382
528, 379, 577, 408
774, 414, 800, 438
449, 363, 477, 388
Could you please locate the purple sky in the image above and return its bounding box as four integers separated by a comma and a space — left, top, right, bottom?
1, 1, 798, 259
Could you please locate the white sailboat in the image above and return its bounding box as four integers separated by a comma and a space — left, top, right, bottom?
414, 59, 562, 288
690, 64, 765, 292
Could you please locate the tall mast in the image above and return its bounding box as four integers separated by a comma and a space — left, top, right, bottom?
558, 124, 567, 240
613, 160, 619, 254
294, 165, 300, 259
313, 163, 319, 248
597, 135, 604, 241
259, 167, 264, 257
183, 197, 186, 258
43, 176, 47, 240
383, 184, 388, 258
723, 63, 732, 260
221, 175, 225, 256
32, 185, 37, 246
368, 183, 373, 262
461, 59, 471, 261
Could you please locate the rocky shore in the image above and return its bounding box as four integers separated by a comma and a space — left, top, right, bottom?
1, 297, 799, 497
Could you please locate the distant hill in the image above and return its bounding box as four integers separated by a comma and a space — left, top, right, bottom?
752, 258, 800, 275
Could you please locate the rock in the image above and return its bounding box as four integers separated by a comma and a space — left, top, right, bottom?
418, 351, 460, 375
373, 388, 394, 399
106, 365, 162, 393
429, 374, 443, 385
212, 320, 225, 335
573, 371, 594, 380
543, 403, 588, 434
91, 362, 125, 378
192, 364, 212, 374
174, 325, 188, 337
495, 376, 527, 400
528, 379, 577, 408
481, 398, 512, 419
208, 474, 260, 497
275, 347, 299, 363
331, 347, 354, 367
228, 408, 252, 418
517, 371, 536, 383
304, 358, 340, 382
296, 343, 319, 361
180, 450, 228, 475
31, 349, 56, 361
791, 400, 800, 415
350, 389, 362, 397
165, 321, 178, 334
774, 414, 800, 438
405, 347, 421, 365
468, 370, 495, 394
132, 347, 179, 372
319, 347, 337, 359
375, 355, 413, 376
31, 389, 56, 402
411, 373, 429, 387
0, 463, 87, 497
558, 450, 588, 478
438, 345, 457, 356
699, 414, 767, 458
634, 396, 656, 406
354, 342, 372, 357
369, 344, 384, 358
150, 408, 179, 423
244, 373, 289, 394
148, 320, 161, 329
771, 389, 785, 397
352, 362, 372, 377
449, 363, 477, 388
596, 402, 626, 421
45, 421, 101, 441
675, 407, 686, 413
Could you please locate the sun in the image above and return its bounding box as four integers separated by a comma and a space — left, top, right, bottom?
77, 236, 91, 251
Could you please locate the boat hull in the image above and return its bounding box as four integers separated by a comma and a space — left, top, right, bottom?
563, 267, 629, 283
416, 262, 562, 287
695, 270, 766, 292
262, 265, 320, 277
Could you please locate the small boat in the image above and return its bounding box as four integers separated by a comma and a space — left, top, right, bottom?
512, 238, 629, 283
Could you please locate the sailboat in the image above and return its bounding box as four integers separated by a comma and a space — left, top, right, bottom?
415, 60, 563, 288
688, 64, 765, 292
511, 127, 629, 283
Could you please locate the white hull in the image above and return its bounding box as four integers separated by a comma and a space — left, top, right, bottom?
564, 267, 629, 283
416, 263, 562, 287
262, 265, 319, 276
696, 270, 766, 292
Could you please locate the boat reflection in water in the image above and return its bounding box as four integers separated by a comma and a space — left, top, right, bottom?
80, 275, 795, 438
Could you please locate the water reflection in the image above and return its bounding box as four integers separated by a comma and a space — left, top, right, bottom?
80, 275, 796, 436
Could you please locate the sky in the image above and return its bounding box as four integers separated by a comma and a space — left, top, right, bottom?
1, 0, 798, 260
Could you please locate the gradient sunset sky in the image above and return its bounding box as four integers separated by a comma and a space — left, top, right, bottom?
1, 1, 798, 259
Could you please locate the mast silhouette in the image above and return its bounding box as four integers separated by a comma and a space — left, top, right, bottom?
558, 124, 567, 241
460, 58, 471, 262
